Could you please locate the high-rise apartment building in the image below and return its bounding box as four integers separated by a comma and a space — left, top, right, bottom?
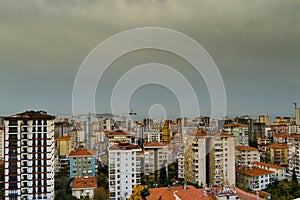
0, 127, 4, 160
183, 131, 235, 187
287, 134, 300, 178
224, 123, 249, 146
143, 142, 168, 175
108, 143, 142, 200
296, 108, 300, 126
4, 111, 55, 200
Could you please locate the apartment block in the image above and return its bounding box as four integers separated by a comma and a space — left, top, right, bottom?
56, 135, 72, 173
143, 142, 168, 175
4, 111, 55, 200
177, 152, 184, 179
252, 162, 286, 181
108, 143, 142, 200
236, 167, 272, 190
183, 131, 235, 187
0, 127, 4, 160
68, 149, 97, 178
235, 146, 260, 166
71, 177, 97, 199
287, 134, 300, 178
224, 124, 249, 146
266, 144, 289, 165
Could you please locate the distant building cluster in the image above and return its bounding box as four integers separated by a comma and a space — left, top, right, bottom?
1, 106, 300, 199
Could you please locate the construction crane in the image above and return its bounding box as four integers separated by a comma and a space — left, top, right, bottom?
127, 109, 137, 116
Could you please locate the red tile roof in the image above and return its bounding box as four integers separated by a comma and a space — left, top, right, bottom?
225, 123, 248, 127
68, 149, 97, 157
175, 187, 214, 200
267, 144, 288, 149
57, 135, 72, 140
288, 134, 300, 139
107, 130, 129, 136
236, 146, 258, 151
72, 177, 97, 189
236, 167, 273, 177
273, 134, 289, 138
234, 187, 265, 200
144, 141, 166, 147
147, 186, 214, 200
252, 162, 286, 169
109, 143, 140, 151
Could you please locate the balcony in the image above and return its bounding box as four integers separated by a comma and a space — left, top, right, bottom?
9, 128, 19, 134
9, 157, 18, 161
8, 150, 18, 155
9, 164, 18, 168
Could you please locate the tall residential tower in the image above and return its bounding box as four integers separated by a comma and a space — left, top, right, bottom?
4, 111, 55, 200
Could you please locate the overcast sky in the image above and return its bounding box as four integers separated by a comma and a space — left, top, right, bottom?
0, 0, 299, 119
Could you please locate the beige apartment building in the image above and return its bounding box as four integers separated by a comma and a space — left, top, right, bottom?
235, 146, 260, 166
183, 130, 235, 187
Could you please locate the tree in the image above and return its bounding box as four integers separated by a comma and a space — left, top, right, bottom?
94, 187, 109, 200
129, 185, 149, 200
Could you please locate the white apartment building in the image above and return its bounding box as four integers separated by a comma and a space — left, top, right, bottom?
236, 167, 272, 190
144, 130, 161, 143
177, 152, 184, 179
252, 162, 286, 181
287, 134, 300, 178
235, 146, 260, 166
4, 111, 55, 200
108, 143, 142, 200
0, 127, 4, 160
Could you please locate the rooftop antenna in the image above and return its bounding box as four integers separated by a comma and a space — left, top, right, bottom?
293, 102, 297, 109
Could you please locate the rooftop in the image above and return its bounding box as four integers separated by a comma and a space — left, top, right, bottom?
288, 134, 300, 139
4, 110, 55, 120
252, 162, 286, 169
68, 149, 97, 157
72, 177, 97, 190
147, 185, 214, 200
144, 141, 166, 148
273, 133, 289, 138
236, 167, 273, 177
109, 143, 141, 151
107, 130, 129, 136
225, 123, 248, 127
57, 135, 72, 140
268, 143, 288, 149
236, 146, 258, 151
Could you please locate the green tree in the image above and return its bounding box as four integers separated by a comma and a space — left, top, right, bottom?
94, 187, 109, 200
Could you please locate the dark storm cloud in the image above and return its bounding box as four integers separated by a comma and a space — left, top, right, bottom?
0, 0, 299, 117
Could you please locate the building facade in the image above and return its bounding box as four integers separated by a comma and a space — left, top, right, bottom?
143, 142, 168, 175
68, 149, 97, 179
183, 131, 235, 187
236, 167, 272, 190
266, 144, 289, 165
108, 143, 142, 200
252, 162, 286, 181
224, 124, 249, 146
235, 146, 260, 166
4, 111, 55, 200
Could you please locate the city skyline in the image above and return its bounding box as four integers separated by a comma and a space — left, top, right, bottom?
0, 0, 300, 118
